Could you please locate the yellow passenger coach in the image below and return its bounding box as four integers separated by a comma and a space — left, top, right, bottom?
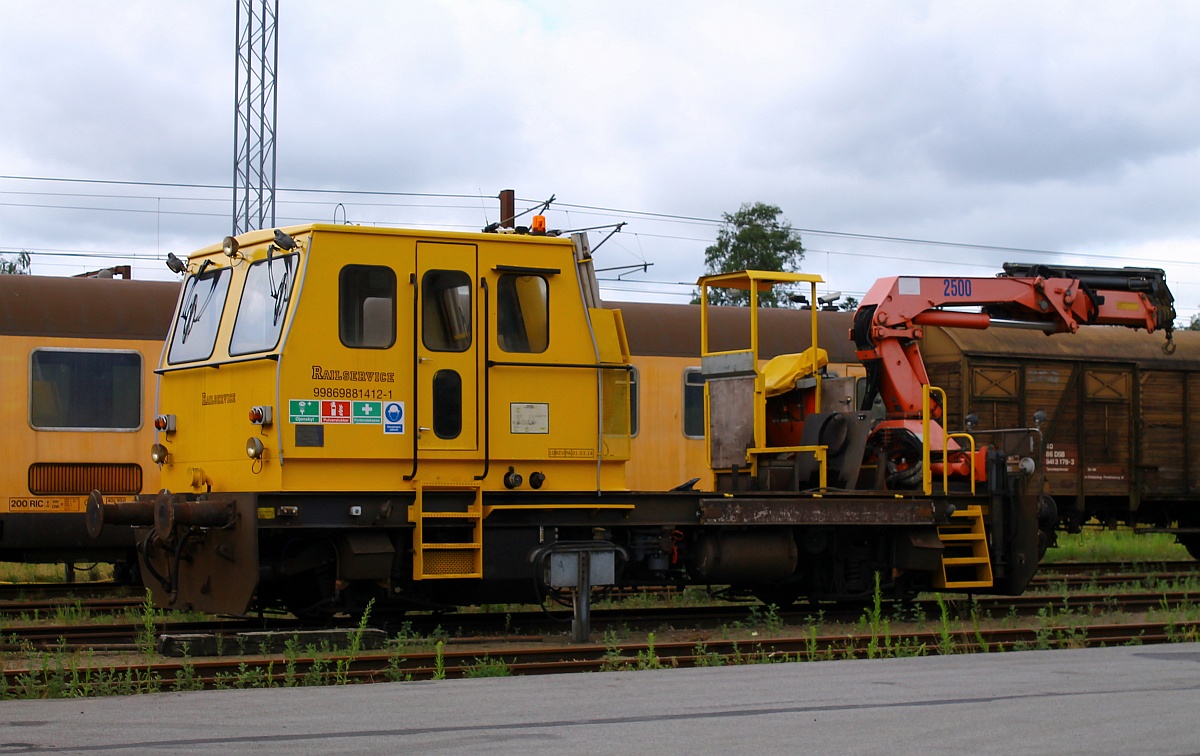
0, 274, 177, 579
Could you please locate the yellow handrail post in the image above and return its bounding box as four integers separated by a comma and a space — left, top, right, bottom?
921, 385, 933, 495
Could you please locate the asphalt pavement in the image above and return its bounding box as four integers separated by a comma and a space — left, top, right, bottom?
3, 643, 1200, 754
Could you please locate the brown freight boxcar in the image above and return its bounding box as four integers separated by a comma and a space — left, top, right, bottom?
922, 325, 1200, 554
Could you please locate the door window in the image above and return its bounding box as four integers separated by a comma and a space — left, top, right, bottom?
422, 270, 472, 352
432, 369, 463, 439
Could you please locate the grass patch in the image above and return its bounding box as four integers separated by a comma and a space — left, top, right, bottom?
1043, 528, 1190, 563
0, 562, 114, 584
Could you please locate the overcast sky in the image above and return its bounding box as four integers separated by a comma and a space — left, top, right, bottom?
1, 1, 1197, 325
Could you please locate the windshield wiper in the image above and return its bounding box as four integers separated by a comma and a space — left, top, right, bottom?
268, 256, 292, 326
179, 272, 220, 344
179, 293, 199, 342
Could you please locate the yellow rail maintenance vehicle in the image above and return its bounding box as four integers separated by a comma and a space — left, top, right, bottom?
92, 218, 1140, 620
97, 223, 639, 615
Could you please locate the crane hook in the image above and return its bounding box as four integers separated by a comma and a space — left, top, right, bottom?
1163, 331, 1177, 355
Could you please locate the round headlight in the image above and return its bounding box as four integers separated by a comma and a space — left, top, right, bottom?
150, 443, 168, 465
246, 437, 265, 460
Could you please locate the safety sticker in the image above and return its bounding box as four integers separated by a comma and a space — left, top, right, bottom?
321, 400, 352, 423
289, 399, 321, 424
383, 401, 405, 434
352, 401, 382, 424
291, 399, 386, 426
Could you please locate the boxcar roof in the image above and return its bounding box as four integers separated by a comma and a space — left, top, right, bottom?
923, 324, 1200, 370
0, 275, 179, 340
608, 302, 858, 362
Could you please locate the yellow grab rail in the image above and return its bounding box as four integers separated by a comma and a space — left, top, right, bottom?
921, 385, 977, 495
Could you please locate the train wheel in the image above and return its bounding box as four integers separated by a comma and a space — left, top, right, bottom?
112, 559, 143, 587
263, 539, 339, 619
277, 572, 336, 621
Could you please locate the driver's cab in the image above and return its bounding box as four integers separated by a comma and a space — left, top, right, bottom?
152, 224, 631, 497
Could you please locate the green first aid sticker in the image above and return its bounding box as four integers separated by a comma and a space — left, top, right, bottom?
352, 401, 382, 424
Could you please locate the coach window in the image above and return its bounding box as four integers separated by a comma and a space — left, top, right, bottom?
422, 270, 472, 352
230, 252, 298, 355
30, 349, 141, 430
168, 266, 231, 364
497, 274, 549, 353
340, 265, 396, 348
683, 368, 705, 438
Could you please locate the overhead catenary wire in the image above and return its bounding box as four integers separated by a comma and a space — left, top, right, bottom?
2, 173, 1194, 267
1, 174, 1197, 325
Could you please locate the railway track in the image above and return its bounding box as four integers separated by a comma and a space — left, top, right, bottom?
4, 561, 1198, 695
0, 616, 306, 652
2, 559, 1196, 651
5, 618, 1198, 692
0, 581, 135, 602
3, 585, 1197, 651
0, 596, 144, 620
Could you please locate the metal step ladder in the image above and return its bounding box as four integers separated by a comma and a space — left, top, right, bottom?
410, 484, 483, 580
933, 505, 994, 590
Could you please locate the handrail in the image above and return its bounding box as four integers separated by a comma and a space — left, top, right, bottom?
747, 444, 828, 490
921, 386, 934, 495
921, 385, 977, 495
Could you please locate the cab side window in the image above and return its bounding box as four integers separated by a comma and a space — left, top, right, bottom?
497, 274, 549, 353
340, 266, 396, 348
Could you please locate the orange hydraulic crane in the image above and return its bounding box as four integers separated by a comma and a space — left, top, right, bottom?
852, 263, 1176, 485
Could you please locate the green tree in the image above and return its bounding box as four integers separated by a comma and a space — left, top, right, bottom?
693, 202, 804, 307
1189, 313, 1200, 331
839, 295, 860, 312
0, 250, 31, 275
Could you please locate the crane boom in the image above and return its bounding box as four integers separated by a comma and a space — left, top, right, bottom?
852, 263, 1175, 457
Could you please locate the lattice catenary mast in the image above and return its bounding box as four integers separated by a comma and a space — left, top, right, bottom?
232, 0, 279, 235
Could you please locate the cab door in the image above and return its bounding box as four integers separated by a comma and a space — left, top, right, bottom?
416, 242, 478, 451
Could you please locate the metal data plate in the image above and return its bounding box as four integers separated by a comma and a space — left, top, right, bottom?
549, 551, 616, 588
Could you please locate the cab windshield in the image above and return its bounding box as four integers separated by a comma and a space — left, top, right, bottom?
168, 265, 231, 364
230, 252, 298, 355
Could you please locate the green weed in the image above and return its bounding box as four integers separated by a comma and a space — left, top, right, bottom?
136, 590, 159, 660
691, 641, 725, 667
335, 599, 374, 685
463, 655, 511, 678
936, 594, 955, 655
635, 632, 665, 670
432, 640, 446, 680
